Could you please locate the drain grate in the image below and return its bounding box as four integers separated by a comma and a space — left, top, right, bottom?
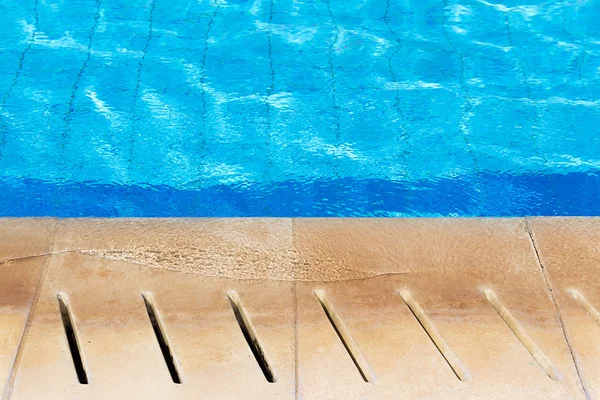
314, 290, 373, 383
227, 290, 276, 383
142, 292, 182, 384
1, 218, 598, 399
484, 289, 560, 381
400, 290, 470, 382
57, 294, 88, 385
40, 287, 583, 386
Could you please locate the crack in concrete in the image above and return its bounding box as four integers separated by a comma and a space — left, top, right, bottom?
524, 218, 590, 400
0, 250, 79, 266
0, 249, 410, 283
2, 219, 58, 400
293, 280, 299, 400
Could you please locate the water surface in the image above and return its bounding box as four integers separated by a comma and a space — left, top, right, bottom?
1, 0, 599, 216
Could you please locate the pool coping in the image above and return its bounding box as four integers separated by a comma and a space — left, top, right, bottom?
1, 217, 599, 399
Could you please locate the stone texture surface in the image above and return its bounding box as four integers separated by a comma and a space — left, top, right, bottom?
52, 218, 296, 280
0, 219, 56, 261
0, 219, 55, 398
529, 217, 600, 399
9, 219, 295, 400
0, 218, 597, 399
294, 218, 584, 399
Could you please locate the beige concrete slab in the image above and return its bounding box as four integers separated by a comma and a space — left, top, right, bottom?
51, 218, 296, 280
9, 219, 296, 400
0, 219, 54, 397
0, 219, 55, 261
293, 218, 585, 399
0, 258, 48, 398
146, 277, 296, 399
529, 217, 600, 399
1, 218, 596, 399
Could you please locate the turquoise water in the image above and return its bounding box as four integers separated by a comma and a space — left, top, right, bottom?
0, 0, 599, 216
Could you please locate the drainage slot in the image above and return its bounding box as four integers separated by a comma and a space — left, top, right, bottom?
314, 290, 373, 382
57, 293, 88, 384
142, 293, 182, 384
484, 289, 559, 380
399, 291, 470, 381
570, 290, 600, 327
227, 291, 276, 383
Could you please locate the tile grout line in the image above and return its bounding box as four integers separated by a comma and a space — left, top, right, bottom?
293, 280, 299, 400
292, 218, 300, 400
1, 219, 59, 400
524, 218, 591, 400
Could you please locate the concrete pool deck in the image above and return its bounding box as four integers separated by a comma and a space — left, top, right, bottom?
1, 217, 599, 399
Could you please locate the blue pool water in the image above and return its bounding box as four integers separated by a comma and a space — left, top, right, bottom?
0, 0, 599, 217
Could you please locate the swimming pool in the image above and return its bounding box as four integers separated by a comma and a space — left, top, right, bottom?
0, 0, 598, 217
